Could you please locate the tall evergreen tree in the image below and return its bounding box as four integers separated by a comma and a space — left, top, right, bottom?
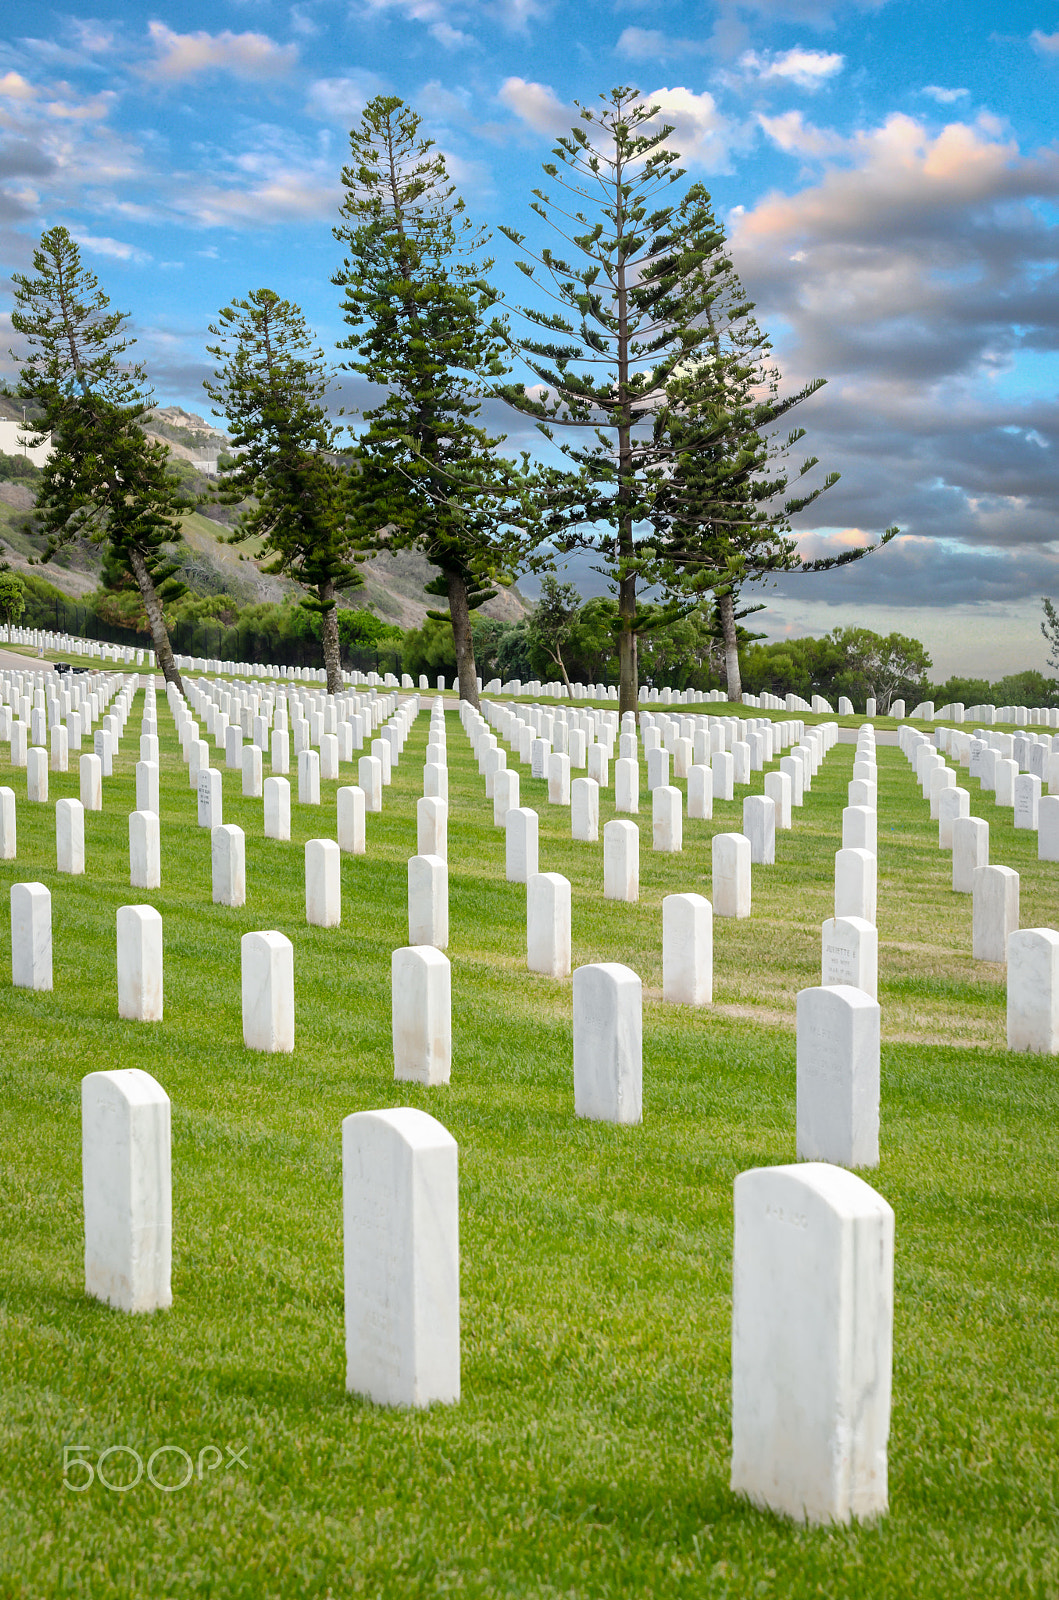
10, 226, 187, 690
333, 94, 535, 710
204, 288, 366, 694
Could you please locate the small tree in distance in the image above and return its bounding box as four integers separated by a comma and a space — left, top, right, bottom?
10, 227, 187, 691
0, 568, 26, 641
204, 288, 367, 694
525, 575, 582, 696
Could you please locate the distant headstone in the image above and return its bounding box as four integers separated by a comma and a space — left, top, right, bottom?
417, 795, 448, 860
129, 808, 161, 890
80, 752, 102, 812
342, 1107, 459, 1407
392, 945, 451, 1085
305, 838, 341, 927
952, 814, 988, 892
821, 915, 877, 1001
408, 853, 448, 948
298, 747, 321, 806
573, 963, 642, 1124
506, 807, 539, 883
796, 984, 880, 1168
731, 1163, 893, 1524
603, 818, 639, 902
117, 905, 163, 1022
662, 893, 712, 1005
359, 754, 383, 813
197, 767, 222, 830
835, 846, 876, 924
212, 824, 246, 908
56, 797, 85, 875
0, 787, 15, 860
743, 795, 776, 865
570, 775, 599, 842
241, 931, 295, 1053
972, 864, 1018, 962
11, 881, 52, 991
82, 1068, 172, 1313
337, 785, 366, 855
712, 832, 751, 918
614, 756, 639, 814
688, 762, 714, 821
938, 786, 969, 850
527, 872, 572, 978
652, 784, 682, 852
263, 776, 291, 842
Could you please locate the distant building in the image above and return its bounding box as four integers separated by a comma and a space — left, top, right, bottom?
0, 418, 51, 467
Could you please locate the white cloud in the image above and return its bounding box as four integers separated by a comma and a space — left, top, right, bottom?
758, 109, 847, 158
497, 76, 574, 135
70, 229, 150, 264
289, 5, 321, 37
430, 20, 476, 47
921, 85, 970, 104
306, 73, 384, 121
1030, 29, 1059, 53
739, 47, 844, 90
143, 23, 299, 82
645, 86, 735, 170
0, 72, 39, 102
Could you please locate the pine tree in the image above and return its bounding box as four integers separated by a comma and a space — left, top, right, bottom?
333, 94, 535, 710
204, 288, 366, 694
10, 226, 187, 690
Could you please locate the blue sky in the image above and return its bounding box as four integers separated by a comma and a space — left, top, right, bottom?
1, 0, 1057, 676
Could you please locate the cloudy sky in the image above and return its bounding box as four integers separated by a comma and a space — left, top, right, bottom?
1, 0, 1057, 677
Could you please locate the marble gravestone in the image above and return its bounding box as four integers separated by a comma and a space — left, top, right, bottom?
10, 881, 51, 991
392, 945, 451, 1085
572, 962, 642, 1124
662, 892, 712, 1006
241, 930, 295, 1053
1007, 927, 1059, 1053
117, 905, 163, 1022
730, 1162, 893, 1524
527, 872, 572, 979
796, 984, 881, 1168
81, 1067, 172, 1313
342, 1107, 459, 1408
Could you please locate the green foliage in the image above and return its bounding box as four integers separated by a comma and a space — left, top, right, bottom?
401, 616, 459, 678
204, 287, 367, 690
1040, 596, 1059, 673
990, 669, 1059, 708
0, 450, 40, 483
523, 575, 581, 689
740, 626, 930, 712
10, 227, 186, 682
337, 608, 404, 651
334, 95, 538, 703
0, 568, 26, 629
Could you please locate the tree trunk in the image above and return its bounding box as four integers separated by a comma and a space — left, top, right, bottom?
320, 580, 342, 695
618, 570, 637, 718
553, 649, 573, 699
127, 547, 184, 695
718, 588, 742, 704
447, 569, 479, 709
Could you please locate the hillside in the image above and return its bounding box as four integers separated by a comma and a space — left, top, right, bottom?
0, 404, 529, 627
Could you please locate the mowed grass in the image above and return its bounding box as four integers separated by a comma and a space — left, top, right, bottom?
0, 685, 1057, 1598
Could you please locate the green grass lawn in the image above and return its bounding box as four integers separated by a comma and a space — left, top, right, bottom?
0, 688, 1057, 1598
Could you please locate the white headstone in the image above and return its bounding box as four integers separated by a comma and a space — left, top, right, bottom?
80, 752, 102, 812
1039, 794, 1059, 862
359, 754, 383, 813
652, 784, 682, 852
56, 797, 85, 875
547, 751, 571, 806
731, 1162, 893, 1524
972, 864, 1019, 963
764, 769, 792, 829
392, 945, 451, 1085
211, 824, 246, 908
11, 881, 51, 990
135, 759, 159, 816
417, 796, 448, 860
614, 756, 639, 814
796, 984, 880, 1168
573, 963, 642, 1124
603, 818, 639, 902
264, 775, 291, 842
0, 786, 15, 860
81, 1068, 172, 1313
337, 785, 366, 855
712, 749, 735, 802
712, 832, 751, 918
687, 763, 714, 821
116, 905, 163, 1022
506, 807, 539, 883
952, 814, 988, 892
298, 747, 321, 805
493, 767, 519, 827
241, 930, 295, 1053
1007, 927, 1059, 1053
570, 776, 599, 842
342, 1106, 459, 1407
408, 853, 448, 949
271, 727, 290, 774
197, 767, 222, 830
743, 794, 776, 865
26, 745, 48, 803
835, 846, 876, 925
242, 742, 263, 798
305, 837, 341, 927
129, 808, 161, 890
662, 893, 712, 1005
821, 915, 877, 1001
527, 872, 572, 978
938, 785, 970, 849
1014, 772, 1041, 831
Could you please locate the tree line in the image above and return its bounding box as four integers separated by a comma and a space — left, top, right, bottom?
8, 87, 900, 704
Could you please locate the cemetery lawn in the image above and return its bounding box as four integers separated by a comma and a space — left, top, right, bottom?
1, 692, 1057, 1599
